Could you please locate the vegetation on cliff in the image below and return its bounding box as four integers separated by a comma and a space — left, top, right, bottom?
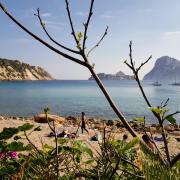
0, 58, 53, 80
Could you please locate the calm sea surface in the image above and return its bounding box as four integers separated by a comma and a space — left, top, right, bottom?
0, 80, 179, 123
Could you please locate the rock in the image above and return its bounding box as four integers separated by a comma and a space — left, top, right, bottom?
0, 116, 4, 120
34, 114, 65, 124
88, 71, 134, 80
116, 122, 124, 128
143, 56, 180, 82
106, 120, 114, 126
66, 116, 77, 121
164, 125, 175, 132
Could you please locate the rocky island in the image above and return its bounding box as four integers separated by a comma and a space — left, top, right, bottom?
143, 56, 180, 82
0, 58, 53, 80
88, 71, 134, 80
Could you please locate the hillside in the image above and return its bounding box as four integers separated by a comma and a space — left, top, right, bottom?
0, 58, 53, 80
143, 56, 180, 82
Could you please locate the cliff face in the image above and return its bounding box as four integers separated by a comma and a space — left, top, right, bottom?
143, 56, 180, 82
0, 58, 54, 80
88, 71, 134, 80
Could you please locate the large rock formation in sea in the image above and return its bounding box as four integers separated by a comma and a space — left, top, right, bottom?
88, 71, 134, 80
143, 56, 180, 82
0, 58, 53, 80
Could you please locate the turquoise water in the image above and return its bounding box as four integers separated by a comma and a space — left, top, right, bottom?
0, 80, 179, 123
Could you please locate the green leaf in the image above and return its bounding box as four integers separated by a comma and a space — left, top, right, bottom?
92, 63, 95, 69
85, 159, 94, 164
0, 141, 7, 151
18, 123, 34, 131
2, 5, 7, 13
25, 144, 33, 151
133, 117, 145, 123
77, 43, 81, 49
7, 141, 25, 151
0, 127, 19, 140
73, 141, 93, 158
149, 107, 168, 116
57, 138, 69, 145
165, 115, 176, 124
44, 107, 51, 114
77, 32, 83, 41
75, 154, 81, 163
43, 144, 54, 151
122, 137, 140, 152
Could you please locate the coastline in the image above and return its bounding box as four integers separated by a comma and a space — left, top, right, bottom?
0, 115, 179, 156
0, 114, 179, 158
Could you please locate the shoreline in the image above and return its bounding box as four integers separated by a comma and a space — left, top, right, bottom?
0, 115, 179, 132
0, 114, 179, 156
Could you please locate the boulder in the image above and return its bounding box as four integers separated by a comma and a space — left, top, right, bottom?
106, 120, 114, 126
66, 116, 77, 121
34, 114, 65, 124
164, 125, 175, 132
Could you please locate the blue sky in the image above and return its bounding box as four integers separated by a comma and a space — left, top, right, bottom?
0, 0, 180, 79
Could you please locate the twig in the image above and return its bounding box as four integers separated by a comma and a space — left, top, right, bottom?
164, 110, 180, 120
82, 0, 95, 51
35, 8, 80, 54
52, 120, 59, 179
0, 3, 88, 68
24, 131, 44, 157
126, 41, 171, 164
109, 158, 121, 179
87, 26, 108, 57
65, 0, 79, 47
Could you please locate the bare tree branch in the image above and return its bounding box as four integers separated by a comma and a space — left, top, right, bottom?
0, 3, 89, 68
82, 0, 95, 51
87, 26, 108, 57
164, 110, 180, 120
35, 8, 80, 54
136, 55, 152, 72
65, 0, 79, 47
126, 41, 171, 164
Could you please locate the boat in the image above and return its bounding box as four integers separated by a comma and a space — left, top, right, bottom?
171, 76, 180, 86
171, 82, 180, 86
152, 81, 162, 86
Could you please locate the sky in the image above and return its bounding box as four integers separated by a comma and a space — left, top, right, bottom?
0, 0, 180, 80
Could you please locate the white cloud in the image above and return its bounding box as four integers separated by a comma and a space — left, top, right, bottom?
41, 13, 52, 17
42, 20, 65, 30
162, 31, 180, 39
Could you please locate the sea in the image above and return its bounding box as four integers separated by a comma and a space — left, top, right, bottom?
0, 80, 179, 124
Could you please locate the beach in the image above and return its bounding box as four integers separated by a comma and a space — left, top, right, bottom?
0, 115, 179, 156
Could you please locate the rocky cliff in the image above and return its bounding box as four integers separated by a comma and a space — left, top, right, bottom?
143, 56, 180, 82
0, 58, 53, 80
88, 71, 134, 80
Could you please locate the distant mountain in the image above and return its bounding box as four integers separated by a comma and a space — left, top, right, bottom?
143, 56, 180, 82
88, 71, 134, 80
0, 58, 53, 80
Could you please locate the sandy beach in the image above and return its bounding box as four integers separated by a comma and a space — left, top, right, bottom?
0, 115, 180, 157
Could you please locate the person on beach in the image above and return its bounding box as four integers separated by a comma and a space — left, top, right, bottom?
142, 134, 155, 151
123, 134, 128, 143
81, 112, 88, 134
